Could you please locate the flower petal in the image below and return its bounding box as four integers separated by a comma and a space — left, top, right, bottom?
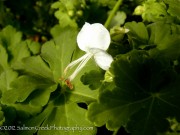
90, 48, 113, 70
77, 22, 110, 52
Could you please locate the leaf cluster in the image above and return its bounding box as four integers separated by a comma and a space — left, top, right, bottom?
86, 20, 180, 135
0, 25, 99, 135
133, 0, 180, 23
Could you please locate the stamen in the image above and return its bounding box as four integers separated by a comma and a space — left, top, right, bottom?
68, 53, 93, 81
64, 53, 90, 75
62, 53, 93, 89
65, 79, 74, 89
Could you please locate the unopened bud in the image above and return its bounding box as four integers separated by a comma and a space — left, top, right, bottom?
68, 10, 74, 17
133, 5, 145, 15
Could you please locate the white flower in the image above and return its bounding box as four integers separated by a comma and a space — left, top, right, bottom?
63, 22, 113, 89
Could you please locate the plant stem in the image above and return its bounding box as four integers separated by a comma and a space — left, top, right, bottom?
112, 129, 119, 135
104, 0, 123, 28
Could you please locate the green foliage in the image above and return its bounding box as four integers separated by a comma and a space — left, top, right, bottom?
109, 11, 127, 27
87, 50, 180, 135
125, 21, 149, 49
0, 24, 98, 135
18, 99, 96, 135
125, 21, 180, 58
81, 70, 104, 90
164, 0, 180, 21
0, 107, 5, 126
51, 0, 86, 28
92, 0, 117, 8
134, 0, 168, 22
133, 0, 180, 23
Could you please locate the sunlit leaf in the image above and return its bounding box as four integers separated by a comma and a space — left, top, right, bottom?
164, 0, 180, 21
41, 26, 78, 82
148, 22, 180, 59
1, 75, 55, 104
0, 45, 9, 73
125, 21, 149, 49
0, 25, 22, 48
0, 69, 18, 93
26, 40, 41, 55
14, 56, 54, 80
134, 0, 168, 22
18, 95, 96, 135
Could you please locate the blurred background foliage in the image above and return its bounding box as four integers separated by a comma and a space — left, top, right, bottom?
0, 0, 143, 41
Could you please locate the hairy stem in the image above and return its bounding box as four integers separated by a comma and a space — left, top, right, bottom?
104, 0, 123, 28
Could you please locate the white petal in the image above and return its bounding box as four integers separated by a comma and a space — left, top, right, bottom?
90, 48, 113, 70
77, 22, 111, 52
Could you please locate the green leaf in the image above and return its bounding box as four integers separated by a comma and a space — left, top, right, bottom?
87, 50, 180, 135
0, 106, 5, 126
148, 22, 171, 45
164, 0, 180, 21
41, 27, 78, 82
125, 21, 149, 48
0, 26, 31, 68
26, 40, 41, 55
80, 70, 104, 90
51, 1, 62, 9
29, 84, 57, 106
1, 75, 55, 105
0, 69, 18, 93
18, 95, 96, 135
0, 25, 22, 49
14, 56, 54, 81
10, 103, 42, 118
109, 11, 127, 27
0, 45, 9, 73
148, 22, 180, 59
10, 41, 31, 67
134, 0, 167, 22
171, 24, 180, 34
54, 10, 77, 28
97, 0, 117, 8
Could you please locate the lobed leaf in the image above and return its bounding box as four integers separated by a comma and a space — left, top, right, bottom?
80, 70, 104, 90
87, 50, 180, 135
0, 45, 9, 73
0, 69, 18, 94
164, 0, 180, 21
125, 21, 149, 49
18, 95, 96, 135
0, 25, 22, 49
41, 26, 78, 82
1, 75, 55, 105
134, 0, 168, 22
148, 22, 180, 59
14, 56, 54, 81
